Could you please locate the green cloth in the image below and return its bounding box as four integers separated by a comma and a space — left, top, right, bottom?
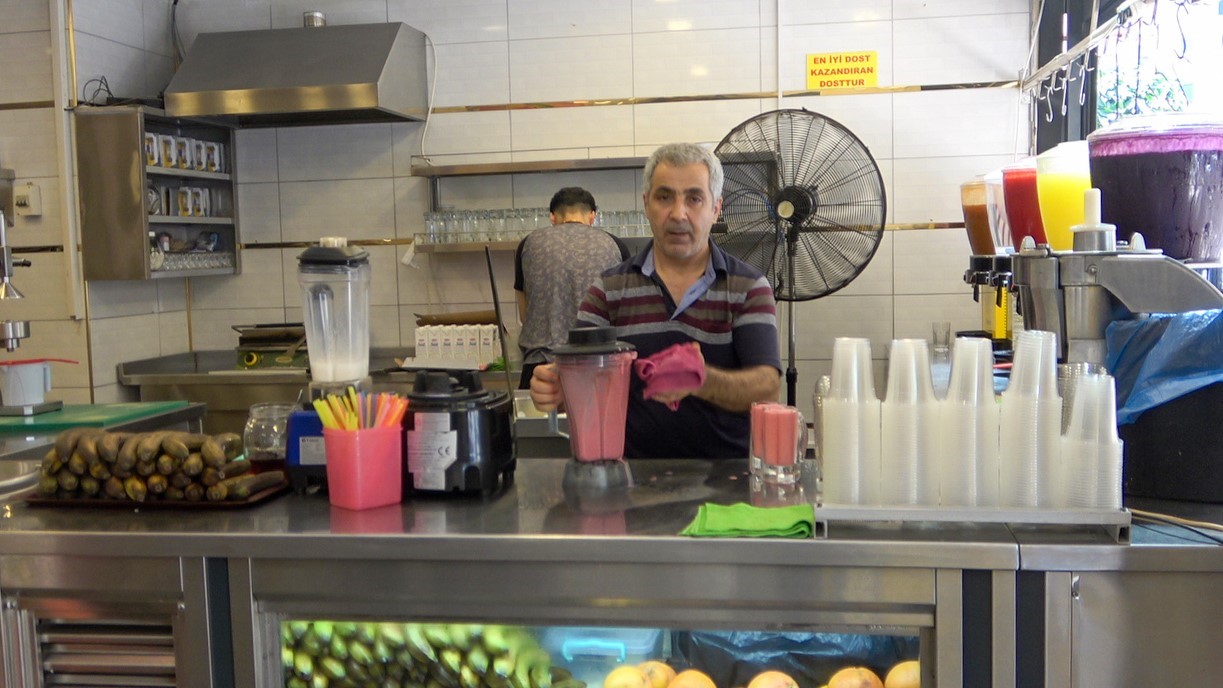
680, 502, 814, 538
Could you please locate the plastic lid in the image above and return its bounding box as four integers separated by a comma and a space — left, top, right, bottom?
1088, 113, 1223, 156
409, 369, 489, 402
319, 236, 348, 247
552, 326, 636, 356
297, 243, 369, 266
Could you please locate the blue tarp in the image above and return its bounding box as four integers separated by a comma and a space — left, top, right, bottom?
1105, 309, 1223, 425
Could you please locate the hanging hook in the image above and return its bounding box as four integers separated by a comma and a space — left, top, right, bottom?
1061, 76, 1070, 116
1044, 81, 1056, 122
1077, 58, 1089, 106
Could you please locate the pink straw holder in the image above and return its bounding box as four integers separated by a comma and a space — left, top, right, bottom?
324, 426, 403, 510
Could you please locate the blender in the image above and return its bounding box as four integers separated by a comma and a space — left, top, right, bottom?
286, 237, 372, 492
551, 327, 637, 494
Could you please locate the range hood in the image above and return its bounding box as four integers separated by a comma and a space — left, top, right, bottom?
164, 22, 428, 128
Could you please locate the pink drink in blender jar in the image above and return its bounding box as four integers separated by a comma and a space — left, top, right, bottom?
553, 327, 637, 462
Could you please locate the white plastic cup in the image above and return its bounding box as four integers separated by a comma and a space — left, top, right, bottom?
939, 337, 1000, 506
1062, 373, 1124, 509
880, 339, 939, 505
1008, 330, 1059, 399
823, 338, 883, 505
1057, 362, 1107, 433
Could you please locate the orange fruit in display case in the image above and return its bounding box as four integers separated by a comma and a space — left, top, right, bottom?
639, 661, 678, 688
668, 669, 718, 688
827, 666, 883, 688
746, 670, 799, 688
883, 660, 919, 688
605, 665, 652, 688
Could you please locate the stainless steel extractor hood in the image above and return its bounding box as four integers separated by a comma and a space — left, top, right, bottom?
164, 22, 428, 127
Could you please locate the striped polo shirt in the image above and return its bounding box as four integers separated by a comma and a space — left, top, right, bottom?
577, 241, 781, 459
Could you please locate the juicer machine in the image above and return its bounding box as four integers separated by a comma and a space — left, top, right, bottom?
1010, 194, 1223, 366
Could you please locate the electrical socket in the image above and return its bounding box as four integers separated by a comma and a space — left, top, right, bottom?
14, 183, 41, 217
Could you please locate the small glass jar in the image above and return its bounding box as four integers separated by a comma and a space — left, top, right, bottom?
243, 402, 296, 470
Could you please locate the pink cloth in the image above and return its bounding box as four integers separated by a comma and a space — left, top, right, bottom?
633, 343, 706, 411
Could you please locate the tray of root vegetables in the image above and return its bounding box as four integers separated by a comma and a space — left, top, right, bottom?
28, 428, 288, 508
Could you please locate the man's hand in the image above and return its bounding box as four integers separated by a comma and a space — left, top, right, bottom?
646, 342, 704, 407
529, 363, 564, 411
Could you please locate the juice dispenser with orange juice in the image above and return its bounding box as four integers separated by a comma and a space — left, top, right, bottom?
1036, 141, 1091, 250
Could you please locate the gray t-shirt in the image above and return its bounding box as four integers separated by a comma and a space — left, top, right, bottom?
513, 223, 629, 359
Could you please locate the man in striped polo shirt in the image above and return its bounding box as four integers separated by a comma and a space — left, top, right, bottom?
530, 143, 781, 459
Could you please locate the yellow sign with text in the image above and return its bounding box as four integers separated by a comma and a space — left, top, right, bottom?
806, 51, 878, 90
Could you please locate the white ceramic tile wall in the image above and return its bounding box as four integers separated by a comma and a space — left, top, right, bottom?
0, 31, 54, 103
8, 176, 63, 245
632, 28, 763, 98
2, 1, 1033, 401
89, 313, 164, 384
87, 279, 160, 319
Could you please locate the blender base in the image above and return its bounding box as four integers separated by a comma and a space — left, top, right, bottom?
562, 459, 633, 495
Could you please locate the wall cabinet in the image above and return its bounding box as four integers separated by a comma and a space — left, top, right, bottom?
76, 105, 241, 280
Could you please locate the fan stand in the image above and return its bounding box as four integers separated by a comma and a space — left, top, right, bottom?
778, 200, 802, 407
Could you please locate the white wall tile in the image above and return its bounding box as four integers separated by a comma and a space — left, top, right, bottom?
508, 0, 631, 39
892, 293, 981, 341
431, 41, 510, 108
89, 313, 162, 385
0, 1, 50, 33
87, 279, 159, 318
158, 309, 190, 355
422, 111, 512, 157
144, 53, 173, 95
892, 154, 1014, 223
237, 182, 282, 243
387, 0, 508, 45
790, 294, 894, 359
370, 304, 402, 347
0, 31, 53, 103
893, 13, 1029, 84
779, 20, 893, 90
833, 230, 893, 296
157, 278, 187, 312
190, 248, 285, 310
391, 121, 425, 176
176, 1, 272, 52
0, 108, 57, 177
632, 100, 765, 147
893, 0, 1029, 20
371, 245, 403, 307
393, 175, 432, 239
633, 28, 761, 98
780, 0, 891, 25
276, 123, 394, 182
142, 0, 173, 56
279, 178, 396, 242
894, 88, 1025, 158
73, 32, 148, 99
510, 106, 633, 152
510, 35, 633, 103
269, 0, 387, 28
513, 169, 639, 213
73, 0, 146, 50
892, 228, 977, 295
235, 128, 279, 183
632, 0, 767, 32
430, 174, 515, 212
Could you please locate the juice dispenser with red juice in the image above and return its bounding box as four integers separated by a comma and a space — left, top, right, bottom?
1001, 158, 1046, 249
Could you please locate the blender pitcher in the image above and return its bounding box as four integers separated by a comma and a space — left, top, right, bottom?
297, 237, 371, 384
552, 327, 637, 462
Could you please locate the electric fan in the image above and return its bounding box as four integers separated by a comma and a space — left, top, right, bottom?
714, 108, 886, 405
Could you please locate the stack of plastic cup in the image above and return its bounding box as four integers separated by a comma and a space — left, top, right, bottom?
821, 338, 881, 505
1056, 362, 1107, 434
938, 337, 1000, 507
880, 339, 939, 506
1062, 373, 1124, 509
999, 330, 1063, 508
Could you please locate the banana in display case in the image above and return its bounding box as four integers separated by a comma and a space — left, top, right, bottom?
277, 620, 922, 688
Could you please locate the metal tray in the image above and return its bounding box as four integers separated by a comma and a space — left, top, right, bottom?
25, 480, 290, 510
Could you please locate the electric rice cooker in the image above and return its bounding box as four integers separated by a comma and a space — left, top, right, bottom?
404, 370, 514, 495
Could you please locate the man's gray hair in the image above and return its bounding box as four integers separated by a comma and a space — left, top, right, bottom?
643, 143, 724, 200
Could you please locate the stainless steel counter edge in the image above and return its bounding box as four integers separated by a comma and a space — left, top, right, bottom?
0, 459, 1020, 570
